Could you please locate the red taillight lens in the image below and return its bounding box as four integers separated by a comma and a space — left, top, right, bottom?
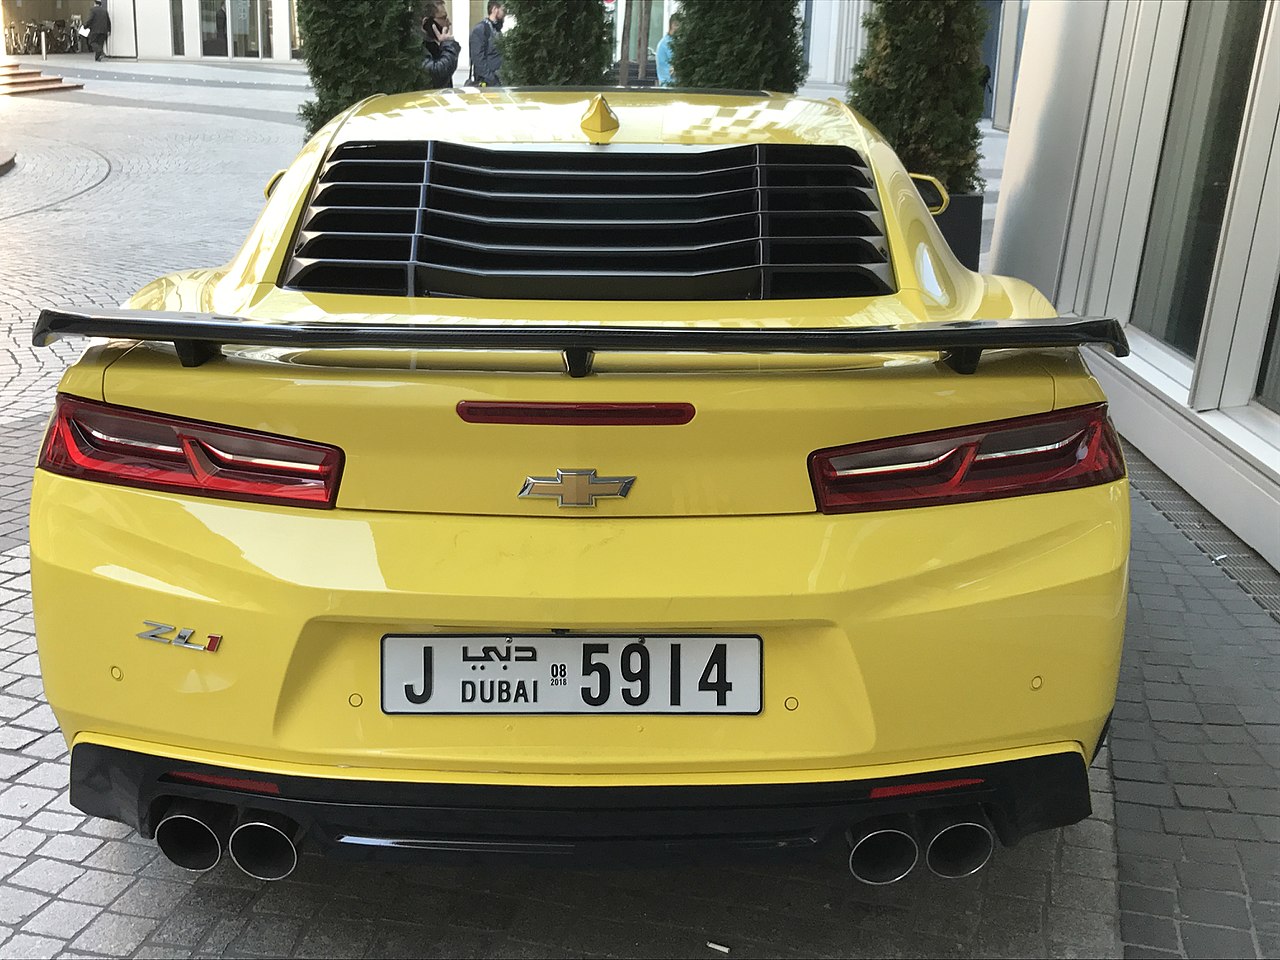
868, 778, 985, 800
457, 401, 695, 426
810, 403, 1125, 514
39, 396, 344, 508
165, 771, 281, 795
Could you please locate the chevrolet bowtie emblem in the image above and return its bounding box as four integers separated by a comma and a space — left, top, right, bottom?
518, 469, 635, 508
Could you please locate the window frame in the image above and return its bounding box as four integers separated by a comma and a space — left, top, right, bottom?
1188, 2, 1280, 416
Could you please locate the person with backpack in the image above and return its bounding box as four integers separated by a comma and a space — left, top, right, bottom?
469, 2, 505, 87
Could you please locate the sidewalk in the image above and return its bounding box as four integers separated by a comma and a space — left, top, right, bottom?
11, 54, 309, 123
1112, 451, 1280, 958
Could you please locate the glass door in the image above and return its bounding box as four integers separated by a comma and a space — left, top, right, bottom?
230, 0, 261, 57
201, 0, 229, 56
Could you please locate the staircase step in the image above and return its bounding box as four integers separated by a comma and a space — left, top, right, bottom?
0, 72, 62, 87
0, 69, 45, 80
0, 79, 84, 95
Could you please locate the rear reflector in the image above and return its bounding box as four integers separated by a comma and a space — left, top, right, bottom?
457, 401, 695, 426
810, 404, 1124, 514
165, 771, 281, 795
869, 778, 985, 800
40, 395, 343, 508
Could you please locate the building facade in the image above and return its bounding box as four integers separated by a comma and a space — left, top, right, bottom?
3, 0, 1024, 116
992, 0, 1280, 567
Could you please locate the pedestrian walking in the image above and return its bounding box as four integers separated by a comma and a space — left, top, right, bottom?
422, 0, 461, 88
656, 12, 679, 86
84, 0, 111, 62
469, 2, 505, 87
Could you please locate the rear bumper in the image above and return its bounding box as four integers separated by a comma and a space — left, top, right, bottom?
33, 473, 1127, 777
71, 742, 1092, 862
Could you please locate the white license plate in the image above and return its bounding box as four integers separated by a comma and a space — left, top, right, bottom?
381, 635, 762, 714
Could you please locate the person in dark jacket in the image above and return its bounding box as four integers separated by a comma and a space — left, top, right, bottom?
468, 2, 505, 86
422, 0, 461, 88
84, 0, 111, 62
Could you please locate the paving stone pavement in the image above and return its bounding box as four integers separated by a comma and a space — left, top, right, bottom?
0, 74, 304, 428
1110, 449, 1280, 960
0, 60, 1273, 960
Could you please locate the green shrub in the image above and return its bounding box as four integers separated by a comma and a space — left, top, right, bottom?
848, 0, 988, 194
669, 0, 807, 93
297, 0, 429, 137
501, 0, 613, 86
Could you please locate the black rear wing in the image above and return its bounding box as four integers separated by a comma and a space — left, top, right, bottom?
33, 308, 1127, 377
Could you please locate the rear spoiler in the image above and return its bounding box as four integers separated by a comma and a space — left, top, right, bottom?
33, 308, 1128, 377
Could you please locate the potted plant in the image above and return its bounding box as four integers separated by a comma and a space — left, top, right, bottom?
502, 0, 613, 86
848, 0, 988, 270
672, 0, 807, 93
296, 0, 429, 138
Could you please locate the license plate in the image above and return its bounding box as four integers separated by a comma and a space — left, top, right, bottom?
381, 635, 762, 714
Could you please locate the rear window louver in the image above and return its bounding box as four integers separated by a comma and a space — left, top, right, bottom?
282, 141, 895, 300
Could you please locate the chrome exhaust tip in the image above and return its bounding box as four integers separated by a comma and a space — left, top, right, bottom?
228, 811, 301, 881
154, 800, 231, 873
847, 816, 920, 885
922, 808, 995, 879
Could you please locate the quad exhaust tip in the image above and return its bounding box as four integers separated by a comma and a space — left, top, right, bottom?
847, 816, 919, 885
228, 811, 301, 881
154, 800, 232, 873
847, 806, 995, 885
922, 809, 995, 879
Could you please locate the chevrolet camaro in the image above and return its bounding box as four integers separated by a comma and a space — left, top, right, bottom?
30, 88, 1128, 884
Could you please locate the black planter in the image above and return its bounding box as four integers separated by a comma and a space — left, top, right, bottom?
934, 192, 984, 271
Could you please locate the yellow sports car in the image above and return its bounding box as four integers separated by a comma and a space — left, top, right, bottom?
31, 89, 1128, 885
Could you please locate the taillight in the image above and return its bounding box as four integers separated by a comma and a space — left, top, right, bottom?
39, 396, 343, 508
810, 403, 1124, 514
457, 401, 695, 426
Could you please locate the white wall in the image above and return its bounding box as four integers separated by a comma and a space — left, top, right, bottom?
134, 0, 172, 57
104, 0, 137, 57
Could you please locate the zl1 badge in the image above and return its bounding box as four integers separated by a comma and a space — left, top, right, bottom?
138, 621, 222, 653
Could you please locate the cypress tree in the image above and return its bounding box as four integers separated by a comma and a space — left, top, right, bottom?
501, 0, 613, 86
848, 0, 988, 193
669, 0, 807, 93
297, 0, 429, 137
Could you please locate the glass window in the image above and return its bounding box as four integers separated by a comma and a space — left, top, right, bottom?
202, 0, 228, 56
1128, 0, 1265, 358
290, 0, 301, 58
802, 0, 813, 71
261, 0, 272, 58
1255, 283, 1280, 416
171, 0, 185, 55
231, 0, 261, 57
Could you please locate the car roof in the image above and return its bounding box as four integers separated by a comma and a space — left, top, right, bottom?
333, 87, 875, 150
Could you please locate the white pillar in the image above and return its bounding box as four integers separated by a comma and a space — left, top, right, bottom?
183, 0, 202, 57
989, 0, 1108, 300
991, 0, 1021, 131
271, 0, 292, 59
451, 0, 469, 83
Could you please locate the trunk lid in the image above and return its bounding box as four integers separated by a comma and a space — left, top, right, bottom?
100, 343, 1056, 517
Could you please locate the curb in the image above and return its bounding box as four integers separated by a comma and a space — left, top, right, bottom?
0, 148, 14, 178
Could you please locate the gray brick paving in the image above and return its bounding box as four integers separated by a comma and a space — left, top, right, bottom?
0, 57, 1272, 960
1112, 446, 1280, 960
